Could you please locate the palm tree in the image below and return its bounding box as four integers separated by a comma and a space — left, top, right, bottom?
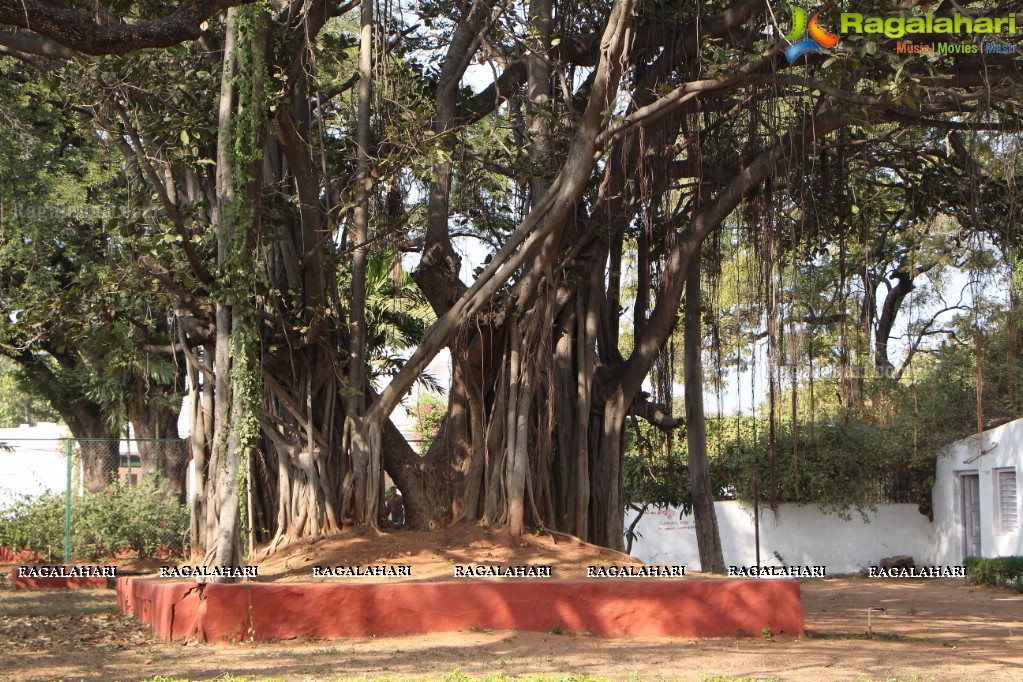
358, 250, 439, 390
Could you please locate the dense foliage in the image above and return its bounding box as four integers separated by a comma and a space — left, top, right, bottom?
0, 477, 189, 560
0, 357, 59, 427
964, 556, 1023, 592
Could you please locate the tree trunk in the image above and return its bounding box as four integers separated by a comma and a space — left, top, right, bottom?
369, 0, 640, 546
186, 344, 212, 557
132, 400, 187, 501
77, 439, 121, 493
11, 352, 120, 493
193, 4, 270, 576
344, 0, 379, 528
62, 404, 119, 493
875, 271, 914, 377
683, 247, 725, 573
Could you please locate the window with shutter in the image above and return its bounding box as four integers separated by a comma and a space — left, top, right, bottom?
995, 468, 1018, 534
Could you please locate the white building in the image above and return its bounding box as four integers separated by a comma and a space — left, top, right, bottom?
933, 418, 1022, 564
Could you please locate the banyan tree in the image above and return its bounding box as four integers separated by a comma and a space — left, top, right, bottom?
0, 0, 1020, 569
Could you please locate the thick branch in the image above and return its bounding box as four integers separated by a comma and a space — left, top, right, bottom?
106, 98, 213, 285
0, 0, 248, 55
0, 30, 84, 59
893, 306, 970, 381
138, 255, 212, 319
414, 0, 499, 314
630, 397, 685, 431
456, 0, 765, 126
374, 0, 639, 424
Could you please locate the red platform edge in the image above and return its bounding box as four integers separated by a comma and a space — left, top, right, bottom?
11, 568, 109, 589
117, 577, 804, 642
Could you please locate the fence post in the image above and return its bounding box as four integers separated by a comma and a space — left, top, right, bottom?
64, 438, 72, 565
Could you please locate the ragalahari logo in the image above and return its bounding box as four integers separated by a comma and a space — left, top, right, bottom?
784, 5, 840, 62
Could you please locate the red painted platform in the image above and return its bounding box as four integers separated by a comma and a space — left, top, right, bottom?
117, 577, 804, 642
12, 567, 111, 589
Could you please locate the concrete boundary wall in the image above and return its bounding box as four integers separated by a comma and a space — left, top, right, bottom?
628, 501, 933, 574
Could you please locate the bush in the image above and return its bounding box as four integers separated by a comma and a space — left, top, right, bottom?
964, 556, 1023, 592
75, 476, 190, 559
413, 392, 447, 454
0, 491, 65, 559
0, 476, 189, 561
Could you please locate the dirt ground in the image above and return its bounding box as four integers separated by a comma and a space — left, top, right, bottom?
1, 527, 1022, 682
252, 524, 644, 582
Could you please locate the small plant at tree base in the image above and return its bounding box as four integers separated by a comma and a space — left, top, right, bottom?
550, 624, 563, 635
762, 627, 773, 639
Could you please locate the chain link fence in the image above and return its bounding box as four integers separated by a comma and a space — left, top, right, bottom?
0, 437, 190, 563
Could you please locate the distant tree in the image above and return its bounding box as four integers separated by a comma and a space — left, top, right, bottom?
0, 357, 59, 427
0, 59, 185, 491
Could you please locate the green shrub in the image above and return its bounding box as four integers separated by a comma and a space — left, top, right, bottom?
413, 392, 447, 454
964, 556, 1023, 592
75, 476, 189, 559
0, 476, 189, 560
0, 491, 65, 558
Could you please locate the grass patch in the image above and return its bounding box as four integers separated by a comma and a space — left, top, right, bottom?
804, 631, 938, 643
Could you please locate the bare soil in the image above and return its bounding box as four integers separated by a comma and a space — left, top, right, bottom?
1, 527, 1021, 682
253, 524, 643, 582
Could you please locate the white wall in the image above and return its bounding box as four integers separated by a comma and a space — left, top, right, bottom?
933, 419, 1023, 565
628, 501, 933, 574
0, 424, 69, 504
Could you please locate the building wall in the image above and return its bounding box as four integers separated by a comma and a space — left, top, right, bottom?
933, 419, 1023, 565
0, 424, 68, 504
627, 501, 933, 574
